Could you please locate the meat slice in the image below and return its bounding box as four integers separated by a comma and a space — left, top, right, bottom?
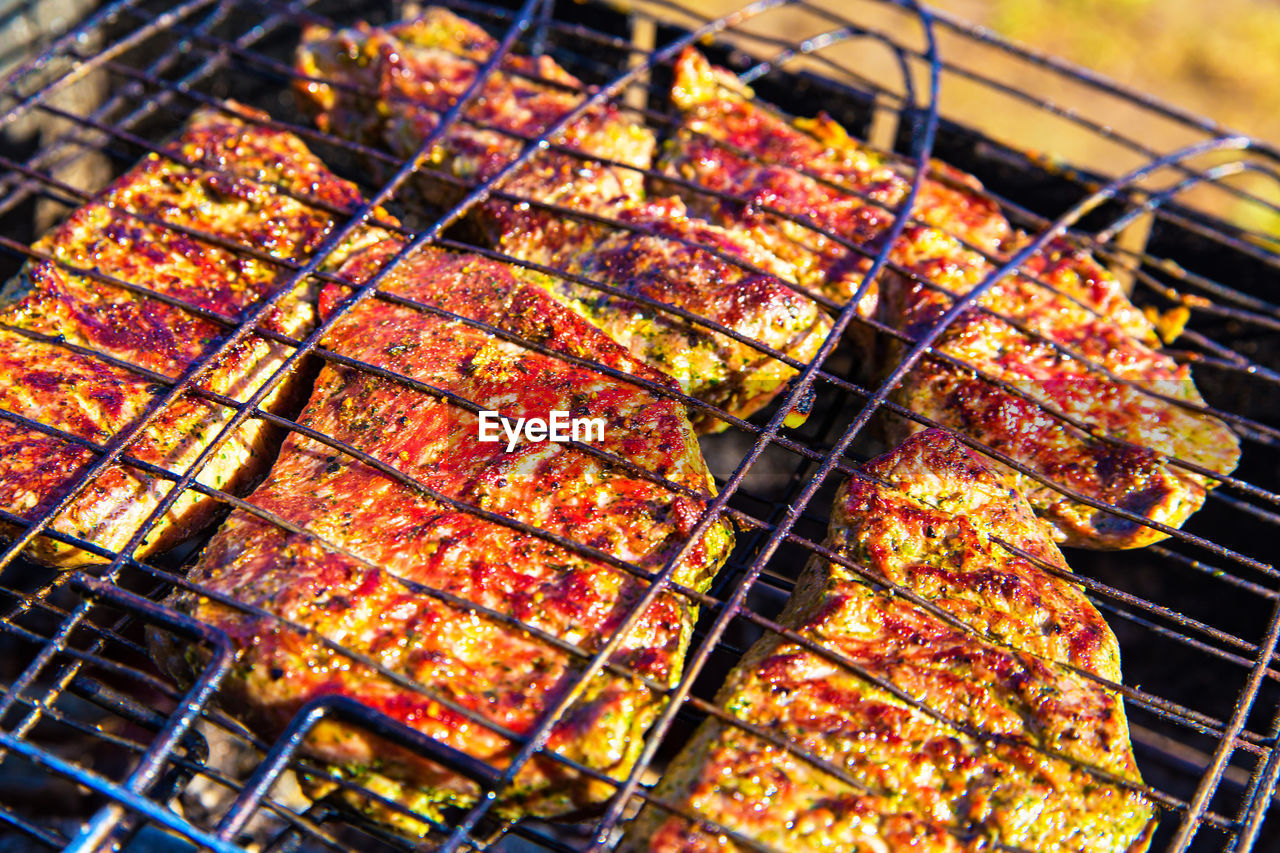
295, 9, 832, 430
626, 429, 1154, 852
155, 243, 734, 832
295, 6, 654, 232
0, 105, 392, 567
504, 195, 830, 431
664, 48, 1239, 548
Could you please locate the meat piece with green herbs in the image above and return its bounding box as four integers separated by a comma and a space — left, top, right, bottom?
295, 9, 832, 431
663, 47, 1239, 547
155, 242, 733, 833
626, 429, 1154, 852
0, 105, 391, 567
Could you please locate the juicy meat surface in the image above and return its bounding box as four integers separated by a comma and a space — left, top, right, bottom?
156, 243, 733, 831
504, 195, 830, 431
664, 48, 1240, 548
295, 6, 654, 229
627, 429, 1153, 852
295, 9, 833, 430
0, 105, 390, 567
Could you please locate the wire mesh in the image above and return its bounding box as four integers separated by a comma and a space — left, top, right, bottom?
0, 0, 1275, 850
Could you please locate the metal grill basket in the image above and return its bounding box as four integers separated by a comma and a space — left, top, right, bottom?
0, 0, 1277, 850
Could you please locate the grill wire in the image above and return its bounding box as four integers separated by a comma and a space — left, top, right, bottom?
0, 0, 1277, 849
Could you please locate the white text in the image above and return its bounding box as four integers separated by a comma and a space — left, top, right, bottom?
477, 410, 606, 452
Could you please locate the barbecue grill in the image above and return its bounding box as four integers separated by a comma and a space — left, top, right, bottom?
0, 0, 1277, 850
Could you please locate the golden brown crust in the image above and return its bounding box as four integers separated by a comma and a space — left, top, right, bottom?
158, 243, 733, 832
506, 195, 831, 431
839, 428, 1122, 679
295, 8, 653, 228
884, 232, 1238, 548
627, 430, 1153, 852
295, 10, 832, 430
664, 47, 1239, 547
0, 105, 392, 567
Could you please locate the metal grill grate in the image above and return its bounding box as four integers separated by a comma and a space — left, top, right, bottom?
0, 0, 1277, 850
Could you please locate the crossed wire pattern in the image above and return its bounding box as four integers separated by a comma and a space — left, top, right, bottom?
0, 0, 1276, 850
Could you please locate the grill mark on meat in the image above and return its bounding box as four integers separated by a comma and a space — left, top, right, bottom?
625, 430, 1153, 852
0, 105, 395, 566
662, 47, 1240, 548
154, 242, 733, 835
294, 8, 833, 431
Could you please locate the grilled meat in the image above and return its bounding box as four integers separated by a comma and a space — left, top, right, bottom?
155, 242, 734, 831
295, 7, 654, 232
504, 195, 829, 431
663, 51, 1014, 311
627, 429, 1154, 852
0, 105, 390, 567
295, 9, 832, 430
664, 48, 1240, 548
884, 235, 1239, 550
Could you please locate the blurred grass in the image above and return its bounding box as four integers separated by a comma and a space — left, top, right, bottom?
939, 0, 1280, 237
976, 0, 1280, 142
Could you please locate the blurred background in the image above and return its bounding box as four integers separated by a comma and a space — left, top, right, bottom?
647, 0, 1280, 241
